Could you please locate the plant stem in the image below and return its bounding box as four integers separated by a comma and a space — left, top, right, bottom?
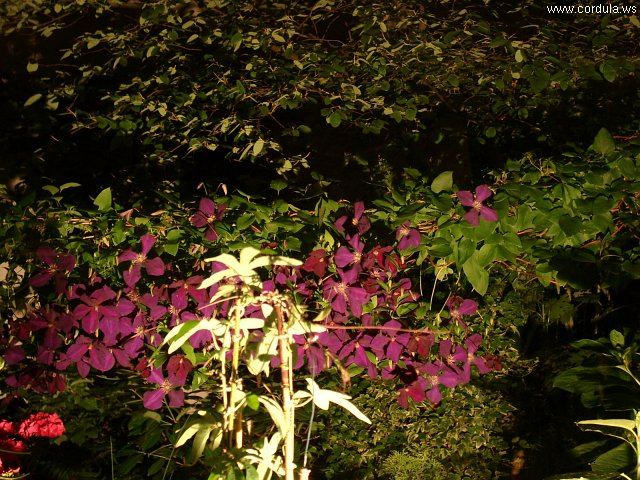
276, 304, 295, 480
228, 305, 243, 449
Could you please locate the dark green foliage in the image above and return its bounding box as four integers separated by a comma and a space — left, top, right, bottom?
1, 1, 639, 204
309, 379, 512, 479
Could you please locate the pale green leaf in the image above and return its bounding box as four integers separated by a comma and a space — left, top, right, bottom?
592, 128, 615, 156
24, 93, 42, 107
259, 396, 288, 435
305, 379, 371, 424
253, 138, 265, 156
462, 253, 489, 295
93, 187, 112, 211
431, 171, 453, 193
577, 419, 636, 433
86, 37, 100, 49
238, 318, 265, 330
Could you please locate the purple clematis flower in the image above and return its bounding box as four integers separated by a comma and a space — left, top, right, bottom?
407, 331, 434, 358
334, 235, 365, 270
143, 367, 185, 410
57, 335, 115, 377
191, 198, 226, 241
456, 185, 498, 226
458, 333, 491, 383
370, 320, 411, 362
119, 235, 165, 286
395, 221, 421, 250
322, 267, 370, 318
335, 201, 370, 237
291, 334, 326, 374
29, 246, 76, 294
418, 360, 462, 404
73, 285, 121, 334
446, 296, 477, 328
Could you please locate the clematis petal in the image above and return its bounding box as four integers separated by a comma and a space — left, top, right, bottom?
140, 234, 156, 255
456, 190, 475, 207
198, 197, 216, 216
458, 299, 478, 315
145, 257, 165, 276
143, 389, 165, 410
167, 389, 184, 407
334, 246, 355, 268
480, 205, 499, 222
426, 385, 442, 404
466, 333, 483, 353
89, 343, 115, 372
204, 227, 219, 241
29, 271, 53, 287
36, 246, 58, 265
118, 250, 139, 263
463, 209, 480, 226
123, 264, 142, 287
58, 254, 76, 272
353, 201, 365, 219
474, 184, 493, 202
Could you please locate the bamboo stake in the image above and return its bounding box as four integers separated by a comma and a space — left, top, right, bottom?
276, 304, 295, 480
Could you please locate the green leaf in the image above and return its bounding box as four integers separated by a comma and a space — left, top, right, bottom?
609, 330, 624, 348
430, 171, 453, 193
592, 442, 635, 473
246, 394, 260, 411
489, 36, 508, 48
558, 215, 582, 236
60, 182, 82, 191
86, 37, 100, 49
463, 254, 489, 295
599, 62, 617, 83
259, 396, 288, 435
270, 179, 288, 193
253, 138, 265, 156
592, 128, 615, 156
244, 465, 260, 480
236, 213, 255, 230
93, 187, 112, 211
327, 112, 342, 128
163, 320, 221, 354
24, 93, 42, 107
578, 418, 636, 435
42, 185, 59, 195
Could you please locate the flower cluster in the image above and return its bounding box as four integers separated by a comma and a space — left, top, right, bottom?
6, 194, 500, 412
0, 412, 65, 476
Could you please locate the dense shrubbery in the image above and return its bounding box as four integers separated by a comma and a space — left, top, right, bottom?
1, 1, 640, 479
0, 128, 638, 479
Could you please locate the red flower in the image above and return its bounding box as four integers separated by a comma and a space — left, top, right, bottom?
302, 249, 329, 276
0, 420, 17, 436
17, 412, 65, 438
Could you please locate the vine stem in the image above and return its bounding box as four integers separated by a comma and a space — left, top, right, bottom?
276, 304, 295, 480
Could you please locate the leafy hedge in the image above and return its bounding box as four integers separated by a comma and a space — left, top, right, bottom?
0, 127, 639, 478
